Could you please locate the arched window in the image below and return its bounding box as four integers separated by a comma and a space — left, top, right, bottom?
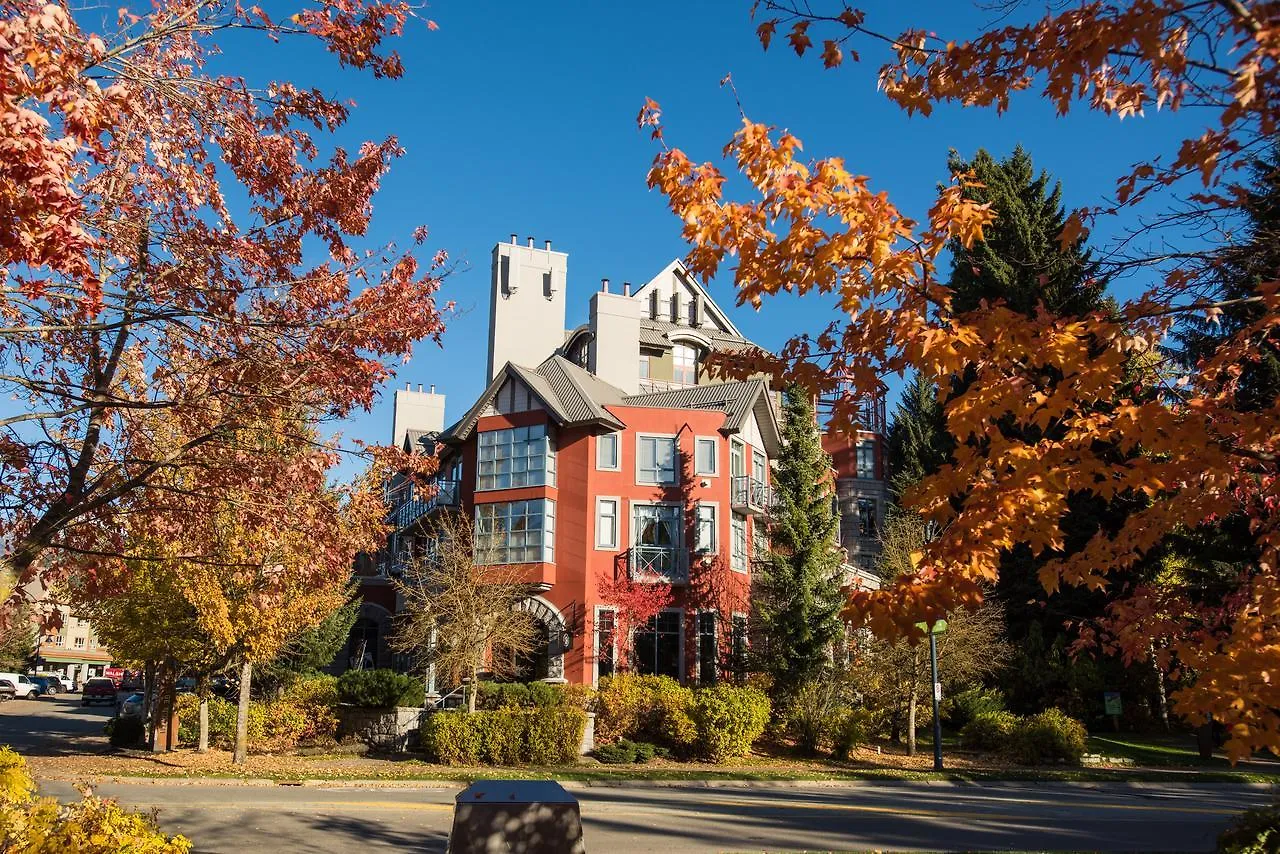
672, 344, 698, 386
347, 617, 379, 671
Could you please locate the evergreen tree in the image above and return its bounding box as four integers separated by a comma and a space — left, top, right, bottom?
1173, 149, 1280, 413
884, 373, 951, 501
947, 146, 1104, 318
756, 386, 844, 699
256, 593, 360, 693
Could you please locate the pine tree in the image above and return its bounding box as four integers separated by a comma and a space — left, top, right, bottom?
1173, 149, 1280, 413
885, 373, 951, 501
948, 146, 1104, 318
756, 386, 845, 699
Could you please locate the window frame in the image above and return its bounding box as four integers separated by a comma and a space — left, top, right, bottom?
730, 612, 749, 679
632, 607, 685, 681
856, 440, 876, 479
696, 609, 718, 686
631, 500, 684, 582
695, 502, 719, 553
638, 354, 650, 379
635, 433, 679, 486
474, 498, 556, 565
672, 344, 698, 386
730, 513, 748, 573
694, 436, 719, 476
593, 606, 618, 687
596, 432, 620, 472
475, 423, 556, 492
856, 497, 877, 538
595, 496, 620, 551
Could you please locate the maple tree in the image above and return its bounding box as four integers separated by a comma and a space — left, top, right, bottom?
642, 0, 1280, 758
0, 0, 448, 608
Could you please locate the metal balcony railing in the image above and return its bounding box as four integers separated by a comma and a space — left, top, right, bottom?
628, 546, 688, 585
389, 479, 460, 531
731, 476, 776, 516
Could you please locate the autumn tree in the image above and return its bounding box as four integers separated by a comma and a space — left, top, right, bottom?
850, 510, 1010, 753
0, 566, 33, 672
256, 593, 361, 694
755, 385, 844, 699
393, 512, 541, 713
884, 374, 949, 502
642, 0, 1280, 758
0, 0, 449, 610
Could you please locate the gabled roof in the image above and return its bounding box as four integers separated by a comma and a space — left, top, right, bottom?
621, 378, 782, 456
633, 259, 744, 339
438, 355, 627, 443
401, 429, 437, 455
638, 318, 757, 354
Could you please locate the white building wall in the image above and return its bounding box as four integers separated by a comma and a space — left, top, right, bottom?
589, 288, 641, 394
487, 237, 568, 381
392, 384, 446, 447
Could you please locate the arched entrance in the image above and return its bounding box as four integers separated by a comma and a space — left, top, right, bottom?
513, 595, 568, 682
344, 602, 392, 671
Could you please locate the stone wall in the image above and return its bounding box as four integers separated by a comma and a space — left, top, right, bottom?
337, 705, 424, 753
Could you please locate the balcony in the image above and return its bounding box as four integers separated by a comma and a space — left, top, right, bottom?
731, 476, 776, 517
390, 479, 460, 531
627, 546, 688, 585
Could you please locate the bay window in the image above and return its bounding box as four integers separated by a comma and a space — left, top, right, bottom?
476, 424, 555, 491
474, 499, 555, 564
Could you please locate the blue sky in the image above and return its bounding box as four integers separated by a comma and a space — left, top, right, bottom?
55, 2, 1213, 480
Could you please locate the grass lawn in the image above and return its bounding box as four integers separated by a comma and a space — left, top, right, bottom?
1087, 731, 1276, 771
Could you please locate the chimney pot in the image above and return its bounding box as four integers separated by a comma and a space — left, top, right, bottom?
601, 278, 610, 293
510, 233, 518, 245
527, 236, 535, 247
417, 383, 423, 393
430, 384, 436, 394
545, 239, 552, 251
623, 281, 632, 296
406, 381, 411, 390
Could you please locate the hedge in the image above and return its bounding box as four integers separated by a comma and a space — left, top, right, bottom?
596, 674, 695, 749
422, 707, 587, 766
960, 710, 1021, 751
0, 746, 191, 852
174, 679, 339, 752
1009, 709, 1088, 765
337, 669, 424, 708
690, 686, 770, 762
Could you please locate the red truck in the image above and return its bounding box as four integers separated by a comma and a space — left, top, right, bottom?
81, 677, 117, 706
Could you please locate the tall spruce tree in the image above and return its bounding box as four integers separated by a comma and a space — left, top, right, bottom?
947, 146, 1103, 318
757, 385, 844, 699
885, 373, 951, 502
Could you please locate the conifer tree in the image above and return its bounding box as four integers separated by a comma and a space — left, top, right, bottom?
756, 386, 845, 699
884, 374, 951, 501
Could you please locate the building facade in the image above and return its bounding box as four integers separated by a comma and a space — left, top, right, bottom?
353, 236, 787, 687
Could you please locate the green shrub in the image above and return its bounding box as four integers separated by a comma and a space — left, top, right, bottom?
944, 686, 1007, 731
337, 669, 424, 708
527, 681, 565, 708
263, 700, 308, 746
422, 712, 483, 765
175, 694, 269, 750
596, 674, 694, 750
1219, 801, 1280, 853
596, 675, 645, 742
280, 675, 340, 742
1010, 709, 1088, 765
526, 706, 587, 765
594, 741, 638, 764
477, 682, 530, 710
783, 678, 864, 757
109, 715, 146, 749
632, 740, 657, 762
480, 711, 527, 765
690, 685, 771, 763
831, 708, 873, 761
961, 710, 1021, 751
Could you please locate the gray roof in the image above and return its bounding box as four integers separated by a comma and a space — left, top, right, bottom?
639, 318, 757, 353
402, 429, 437, 454
622, 378, 782, 455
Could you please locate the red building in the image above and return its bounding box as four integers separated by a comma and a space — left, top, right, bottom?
347, 238, 786, 688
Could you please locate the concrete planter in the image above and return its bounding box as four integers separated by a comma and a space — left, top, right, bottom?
580, 712, 595, 756
337, 704, 424, 753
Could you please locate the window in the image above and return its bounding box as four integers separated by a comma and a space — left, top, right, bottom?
475, 499, 555, 564
696, 503, 717, 553
52, 634, 64, 647
638, 355, 650, 379
634, 610, 682, 679
857, 497, 877, 538
636, 435, 677, 485
595, 608, 617, 684
672, 344, 697, 386
476, 424, 555, 491
753, 519, 769, 563
632, 503, 683, 581
695, 437, 718, 476
856, 441, 875, 479
697, 611, 718, 686
730, 614, 749, 679
731, 513, 747, 573
73, 637, 85, 649
596, 433, 619, 471
596, 498, 619, 550
730, 440, 745, 478
752, 449, 767, 484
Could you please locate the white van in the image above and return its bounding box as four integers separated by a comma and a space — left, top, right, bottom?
0, 673, 39, 699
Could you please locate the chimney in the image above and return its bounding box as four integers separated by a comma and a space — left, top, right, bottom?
601, 278, 610, 293
590, 284, 642, 394
392, 384, 447, 449
510, 233, 518, 245
623, 281, 632, 297
488, 235, 568, 381
545, 239, 552, 251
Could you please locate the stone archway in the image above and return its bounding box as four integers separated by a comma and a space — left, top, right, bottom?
344, 602, 393, 672
514, 595, 569, 682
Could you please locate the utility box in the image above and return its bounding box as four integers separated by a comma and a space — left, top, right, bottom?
448, 780, 586, 854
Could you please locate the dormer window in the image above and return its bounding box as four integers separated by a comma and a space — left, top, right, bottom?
672, 344, 697, 386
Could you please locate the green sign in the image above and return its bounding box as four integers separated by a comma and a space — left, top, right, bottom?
914, 620, 948, 635
1104, 691, 1122, 716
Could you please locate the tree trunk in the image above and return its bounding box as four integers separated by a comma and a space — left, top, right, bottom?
143, 660, 156, 745
467, 663, 478, 714
907, 691, 918, 757
1151, 642, 1170, 732
197, 675, 209, 753
233, 660, 252, 765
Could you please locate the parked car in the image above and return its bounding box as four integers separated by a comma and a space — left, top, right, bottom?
29, 676, 58, 696
119, 693, 146, 718
82, 677, 117, 706
175, 677, 197, 694
0, 672, 39, 700
35, 674, 70, 693
0, 680, 15, 702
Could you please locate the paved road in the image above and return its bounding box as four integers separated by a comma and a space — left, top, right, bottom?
0, 694, 112, 754
33, 778, 1275, 852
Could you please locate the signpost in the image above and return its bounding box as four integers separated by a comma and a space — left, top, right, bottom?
1104, 691, 1122, 732
915, 620, 948, 771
